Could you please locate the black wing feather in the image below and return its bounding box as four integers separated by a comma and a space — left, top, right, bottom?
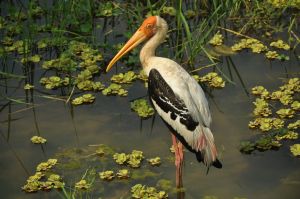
148, 69, 198, 131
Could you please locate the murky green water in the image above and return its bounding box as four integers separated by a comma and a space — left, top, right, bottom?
1, 1, 300, 198
1, 50, 300, 198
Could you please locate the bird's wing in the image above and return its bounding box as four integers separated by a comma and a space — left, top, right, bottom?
148, 68, 199, 131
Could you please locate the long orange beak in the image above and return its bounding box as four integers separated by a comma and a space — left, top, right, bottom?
106, 30, 147, 72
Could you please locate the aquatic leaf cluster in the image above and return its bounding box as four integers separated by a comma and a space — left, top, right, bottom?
131, 184, 168, 199
111, 71, 137, 84
40, 76, 69, 89
22, 159, 64, 193
131, 99, 155, 118
30, 136, 47, 144
270, 40, 290, 50
243, 78, 300, 154
21, 54, 41, 64
75, 179, 90, 189
71, 94, 95, 105
209, 32, 223, 46
102, 83, 128, 96
194, 72, 225, 88
113, 150, 145, 168
290, 144, 300, 157
231, 38, 267, 53
24, 84, 34, 90
147, 157, 161, 166
99, 170, 115, 181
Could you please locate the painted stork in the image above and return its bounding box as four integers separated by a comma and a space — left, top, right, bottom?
106, 16, 222, 183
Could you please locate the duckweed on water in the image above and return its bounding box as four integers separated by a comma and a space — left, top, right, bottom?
209, 32, 223, 46
276, 108, 295, 118
30, 136, 47, 144
194, 72, 225, 88
40, 76, 69, 89
99, 170, 114, 181
75, 179, 90, 190
111, 71, 137, 84
231, 38, 267, 53
131, 99, 155, 119
131, 184, 168, 199
265, 50, 279, 59
270, 39, 290, 50
290, 144, 300, 157
288, 120, 300, 130
116, 169, 130, 179
147, 157, 161, 166
253, 98, 272, 117
22, 159, 63, 193
244, 77, 299, 154
21, 54, 41, 64
102, 83, 128, 96
113, 153, 128, 165
24, 83, 34, 90
71, 94, 95, 105
77, 80, 105, 91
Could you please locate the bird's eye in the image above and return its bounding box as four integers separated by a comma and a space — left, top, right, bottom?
146, 24, 153, 29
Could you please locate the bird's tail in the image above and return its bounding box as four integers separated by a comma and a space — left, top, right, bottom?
195, 127, 222, 168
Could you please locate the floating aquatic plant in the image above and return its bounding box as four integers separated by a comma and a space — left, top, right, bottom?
209, 32, 223, 46
111, 71, 137, 84
30, 136, 47, 144
131, 99, 155, 119
290, 144, 300, 157
77, 80, 105, 91
40, 76, 69, 89
127, 150, 144, 168
102, 83, 128, 96
147, 157, 161, 166
113, 153, 128, 165
75, 179, 90, 189
231, 38, 267, 53
276, 108, 295, 118
265, 50, 279, 59
71, 94, 95, 105
24, 83, 34, 90
36, 159, 58, 172
116, 169, 130, 179
288, 120, 300, 130
251, 86, 270, 99
194, 72, 225, 88
270, 39, 290, 50
99, 170, 114, 181
253, 98, 272, 117
275, 131, 298, 140
291, 101, 300, 111
184, 10, 197, 19
21, 54, 41, 64
131, 184, 168, 199
22, 159, 63, 193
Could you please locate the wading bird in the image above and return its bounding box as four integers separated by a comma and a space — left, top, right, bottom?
106, 16, 222, 186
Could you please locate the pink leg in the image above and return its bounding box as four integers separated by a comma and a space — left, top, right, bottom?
172, 134, 184, 188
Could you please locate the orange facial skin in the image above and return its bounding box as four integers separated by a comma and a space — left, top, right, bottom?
106, 16, 157, 72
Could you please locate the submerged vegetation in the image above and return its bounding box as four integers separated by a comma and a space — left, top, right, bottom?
0, 0, 299, 198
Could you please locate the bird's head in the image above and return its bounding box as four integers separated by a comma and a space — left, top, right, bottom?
106, 16, 158, 72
